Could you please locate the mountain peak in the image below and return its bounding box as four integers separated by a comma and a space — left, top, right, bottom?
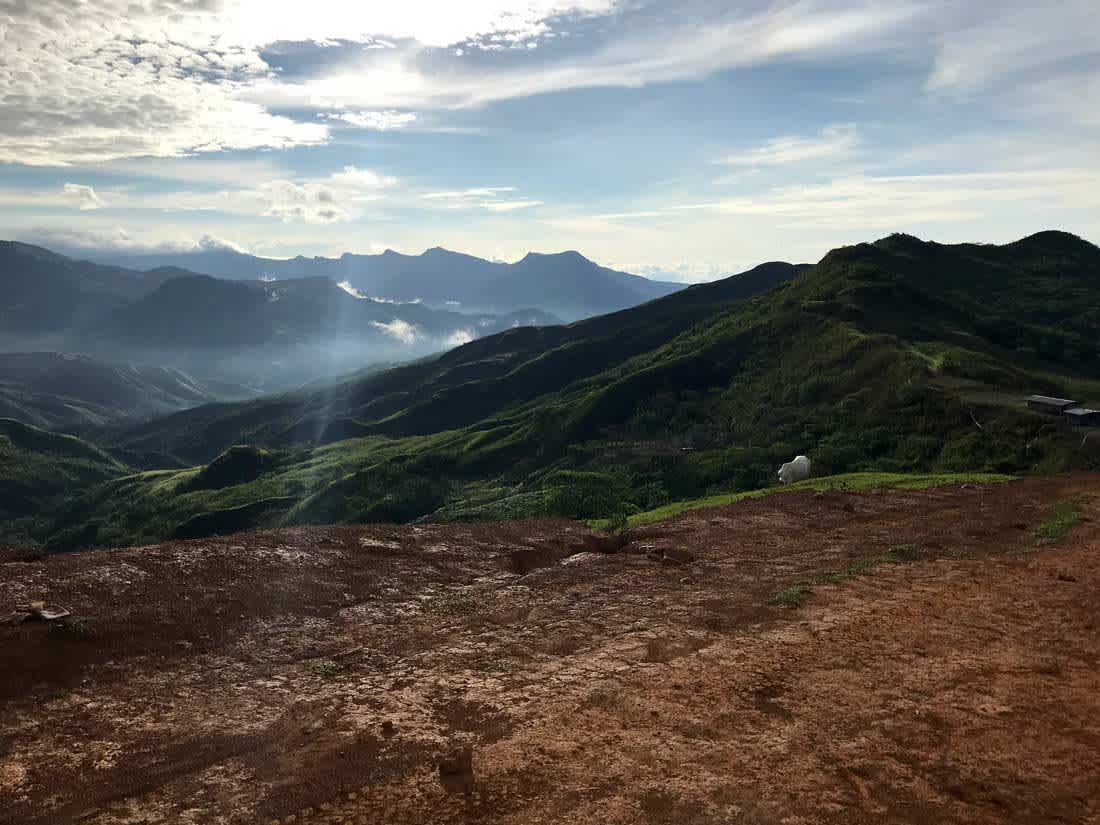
872, 233, 932, 254
520, 249, 591, 265
1, 240, 68, 262
1010, 230, 1097, 254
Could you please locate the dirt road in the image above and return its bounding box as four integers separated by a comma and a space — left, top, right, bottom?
1, 476, 1098, 824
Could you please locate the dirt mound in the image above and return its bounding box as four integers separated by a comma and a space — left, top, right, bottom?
1, 477, 1098, 824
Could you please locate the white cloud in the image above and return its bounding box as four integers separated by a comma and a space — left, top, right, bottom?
11, 225, 254, 255
370, 318, 420, 345
193, 235, 250, 254
678, 168, 1100, 229
480, 199, 543, 212
249, 2, 921, 111
2, 1, 1096, 170
0, 1, 615, 165
720, 124, 860, 168
423, 187, 517, 199
422, 186, 538, 211
0, 9, 329, 165
444, 329, 476, 347
254, 166, 398, 223
625, 262, 727, 283
259, 180, 348, 224
62, 183, 104, 210
224, 1, 617, 50
337, 280, 370, 299
327, 111, 418, 130
328, 166, 399, 189
926, 1, 1099, 97
335, 279, 421, 304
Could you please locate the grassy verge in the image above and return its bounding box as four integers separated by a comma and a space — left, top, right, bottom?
1032, 495, 1088, 545
770, 543, 926, 608
614, 472, 1015, 529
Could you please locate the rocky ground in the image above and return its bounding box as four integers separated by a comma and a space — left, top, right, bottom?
1, 476, 1099, 824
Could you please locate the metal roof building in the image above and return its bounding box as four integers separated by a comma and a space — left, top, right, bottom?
1027, 395, 1078, 414
1064, 407, 1100, 427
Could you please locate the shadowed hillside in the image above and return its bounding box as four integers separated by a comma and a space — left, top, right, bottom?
0, 418, 128, 547
0, 352, 254, 434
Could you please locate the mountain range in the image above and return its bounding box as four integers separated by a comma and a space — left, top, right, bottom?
2, 241, 616, 388
95, 245, 682, 319
7, 230, 1099, 553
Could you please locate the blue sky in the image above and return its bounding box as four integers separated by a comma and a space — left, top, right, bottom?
0, 0, 1096, 280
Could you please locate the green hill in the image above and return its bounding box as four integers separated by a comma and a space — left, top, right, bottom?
0, 418, 129, 548
29, 232, 1100, 549
0, 352, 255, 435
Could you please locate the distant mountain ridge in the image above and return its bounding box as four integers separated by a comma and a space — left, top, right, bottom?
0, 241, 178, 341
95, 244, 682, 319
0, 241, 564, 388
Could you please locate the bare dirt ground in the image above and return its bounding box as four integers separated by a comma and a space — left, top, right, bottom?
1, 476, 1099, 824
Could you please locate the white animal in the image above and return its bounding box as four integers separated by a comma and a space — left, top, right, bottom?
778, 455, 812, 485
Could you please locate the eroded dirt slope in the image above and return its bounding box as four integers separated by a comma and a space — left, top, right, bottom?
1, 477, 1099, 824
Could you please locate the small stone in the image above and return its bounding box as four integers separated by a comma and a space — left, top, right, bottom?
660, 548, 695, 565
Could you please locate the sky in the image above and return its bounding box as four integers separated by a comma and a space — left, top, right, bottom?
0, 0, 1097, 281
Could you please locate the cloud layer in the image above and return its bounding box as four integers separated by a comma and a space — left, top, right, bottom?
0, 0, 614, 164
3, 1, 1097, 166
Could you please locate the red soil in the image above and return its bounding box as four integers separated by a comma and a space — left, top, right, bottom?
1, 476, 1098, 824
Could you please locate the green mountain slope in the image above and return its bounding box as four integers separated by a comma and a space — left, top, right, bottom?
31, 232, 1100, 550
0, 418, 129, 548
0, 352, 255, 435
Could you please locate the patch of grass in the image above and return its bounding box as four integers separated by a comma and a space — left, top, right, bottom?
886, 542, 921, 561
308, 658, 343, 678
48, 617, 96, 641
425, 591, 478, 616
1031, 495, 1088, 545
770, 542, 928, 608
770, 582, 814, 607
619, 472, 1015, 528
603, 510, 630, 536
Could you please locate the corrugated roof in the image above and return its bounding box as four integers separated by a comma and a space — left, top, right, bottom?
1027, 395, 1077, 405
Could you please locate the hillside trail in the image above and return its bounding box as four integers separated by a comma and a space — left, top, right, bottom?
1, 476, 1099, 824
